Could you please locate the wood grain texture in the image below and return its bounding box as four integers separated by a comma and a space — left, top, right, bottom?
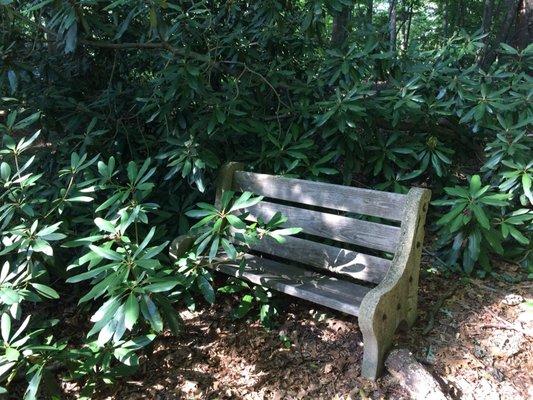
216, 254, 371, 316
233, 171, 407, 221
245, 201, 400, 253
248, 235, 390, 284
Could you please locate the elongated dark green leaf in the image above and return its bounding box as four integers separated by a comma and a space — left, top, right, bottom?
30, 283, 59, 299
197, 276, 215, 304
124, 293, 139, 331
89, 245, 123, 261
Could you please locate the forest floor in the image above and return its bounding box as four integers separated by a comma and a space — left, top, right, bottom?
82, 259, 531, 400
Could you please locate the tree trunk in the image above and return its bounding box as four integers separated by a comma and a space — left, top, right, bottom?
389, 0, 398, 52
404, 5, 413, 50
443, 0, 449, 37
454, 0, 463, 32
367, 0, 374, 24
331, 6, 351, 47
514, 0, 532, 48
481, 0, 520, 67
482, 0, 494, 36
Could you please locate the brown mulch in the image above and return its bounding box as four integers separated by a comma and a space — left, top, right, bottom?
66, 263, 532, 400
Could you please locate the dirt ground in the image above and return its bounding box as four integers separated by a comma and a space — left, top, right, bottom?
83, 260, 532, 400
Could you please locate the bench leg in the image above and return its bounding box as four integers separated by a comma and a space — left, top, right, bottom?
360, 297, 400, 380
359, 188, 430, 380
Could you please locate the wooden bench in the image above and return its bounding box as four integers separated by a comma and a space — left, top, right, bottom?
170, 162, 431, 379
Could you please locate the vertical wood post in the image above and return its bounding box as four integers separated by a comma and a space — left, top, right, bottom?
215, 162, 245, 208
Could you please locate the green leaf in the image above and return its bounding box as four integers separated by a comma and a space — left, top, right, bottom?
208, 236, 220, 262
444, 187, 469, 198
133, 227, 156, 258
1, 313, 11, 342
225, 214, 246, 229
96, 192, 123, 212
0, 163, 10, 180
191, 214, 217, 229
32, 239, 53, 256
197, 276, 215, 304
94, 218, 116, 233
231, 192, 263, 211
221, 238, 237, 260
66, 264, 113, 283
508, 226, 529, 245
143, 280, 181, 293
270, 227, 302, 237
90, 296, 120, 323
66, 196, 94, 203
185, 209, 214, 218
88, 245, 123, 261
233, 294, 254, 318
155, 295, 183, 335
141, 295, 163, 332
14, 114, 41, 132
469, 175, 482, 195
0, 288, 20, 305
470, 203, 490, 229
0, 362, 15, 379
124, 293, 139, 331
5, 347, 19, 362
479, 193, 509, 206
436, 203, 466, 226
522, 173, 532, 203
30, 283, 59, 299
140, 241, 169, 260
23, 366, 43, 400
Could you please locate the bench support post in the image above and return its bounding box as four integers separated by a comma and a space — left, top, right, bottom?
358, 187, 431, 380
215, 162, 244, 208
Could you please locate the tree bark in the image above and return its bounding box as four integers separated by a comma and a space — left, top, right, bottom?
443, 0, 449, 37
404, 4, 413, 50
366, 0, 374, 24
331, 6, 351, 47
514, 0, 532, 48
481, 0, 520, 67
482, 0, 494, 36
389, 0, 398, 52
453, 0, 463, 32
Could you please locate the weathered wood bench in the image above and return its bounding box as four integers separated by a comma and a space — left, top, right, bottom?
170, 162, 431, 379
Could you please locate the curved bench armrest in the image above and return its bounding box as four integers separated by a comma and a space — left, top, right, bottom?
359, 187, 431, 379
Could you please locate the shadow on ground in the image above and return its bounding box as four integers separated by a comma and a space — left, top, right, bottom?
86, 261, 531, 400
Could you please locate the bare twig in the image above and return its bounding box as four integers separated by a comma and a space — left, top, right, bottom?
472, 323, 533, 338
422, 281, 460, 335
484, 307, 533, 339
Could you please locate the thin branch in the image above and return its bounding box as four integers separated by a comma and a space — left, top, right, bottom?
10, 8, 208, 62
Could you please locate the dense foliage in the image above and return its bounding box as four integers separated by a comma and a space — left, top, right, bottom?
0, 0, 531, 397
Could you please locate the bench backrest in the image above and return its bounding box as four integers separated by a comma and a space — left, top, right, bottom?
217, 163, 412, 285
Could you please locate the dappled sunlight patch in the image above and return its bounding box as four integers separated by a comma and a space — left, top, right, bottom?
397, 264, 532, 400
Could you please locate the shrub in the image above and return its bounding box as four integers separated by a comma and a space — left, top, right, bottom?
1, 1, 532, 396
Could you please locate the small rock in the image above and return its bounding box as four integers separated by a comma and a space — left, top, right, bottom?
473, 345, 488, 359
501, 294, 524, 306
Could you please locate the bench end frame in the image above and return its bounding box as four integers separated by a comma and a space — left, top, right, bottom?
359, 187, 431, 380
215, 162, 245, 208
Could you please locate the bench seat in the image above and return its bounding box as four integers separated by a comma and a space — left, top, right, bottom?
216, 254, 372, 317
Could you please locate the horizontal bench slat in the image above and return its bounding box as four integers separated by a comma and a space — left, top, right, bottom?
247, 235, 390, 284
216, 254, 370, 316
233, 171, 407, 221
245, 201, 400, 253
